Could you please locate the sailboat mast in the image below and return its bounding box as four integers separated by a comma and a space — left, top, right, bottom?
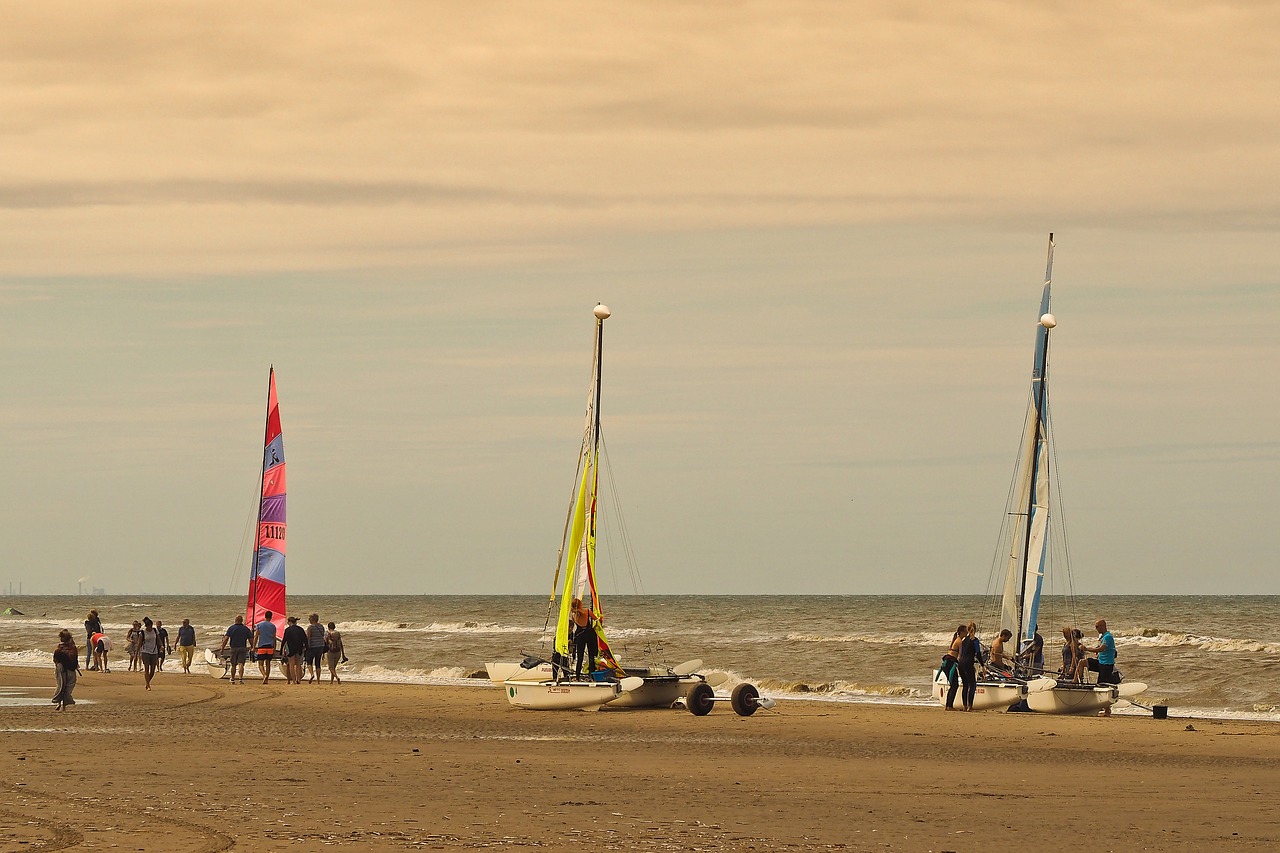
593, 307, 605, 452
247, 365, 273, 626
1014, 236, 1055, 661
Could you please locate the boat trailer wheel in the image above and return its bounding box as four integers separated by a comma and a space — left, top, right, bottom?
730, 682, 761, 716
685, 681, 714, 716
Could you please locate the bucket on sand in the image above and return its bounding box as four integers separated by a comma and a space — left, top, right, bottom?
1152, 705, 1168, 720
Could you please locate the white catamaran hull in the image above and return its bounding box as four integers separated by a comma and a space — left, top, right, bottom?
502, 679, 626, 710
487, 661, 695, 709
204, 648, 231, 679
931, 671, 1025, 711
1026, 683, 1120, 715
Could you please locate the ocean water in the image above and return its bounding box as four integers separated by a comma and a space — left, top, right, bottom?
2, 594, 1277, 721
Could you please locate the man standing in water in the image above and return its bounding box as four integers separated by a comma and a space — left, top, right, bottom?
252, 611, 279, 684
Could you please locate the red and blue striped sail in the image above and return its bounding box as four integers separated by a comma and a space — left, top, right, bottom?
245, 368, 286, 633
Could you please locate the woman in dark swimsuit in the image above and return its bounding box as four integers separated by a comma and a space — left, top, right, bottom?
569, 598, 598, 679
957, 621, 981, 711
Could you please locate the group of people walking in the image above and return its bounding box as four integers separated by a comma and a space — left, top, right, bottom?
216, 611, 345, 685
54, 609, 347, 709
938, 618, 1119, 711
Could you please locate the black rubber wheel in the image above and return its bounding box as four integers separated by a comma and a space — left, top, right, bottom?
685, 681, 714, 716
730, 682, 760, 717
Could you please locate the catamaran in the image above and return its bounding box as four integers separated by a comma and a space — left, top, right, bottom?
488, 305, 764, 713
207, 367, 288, 678
931, 236, 1146, 714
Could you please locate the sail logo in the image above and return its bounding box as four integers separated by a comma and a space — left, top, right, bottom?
262, 524, 286, 541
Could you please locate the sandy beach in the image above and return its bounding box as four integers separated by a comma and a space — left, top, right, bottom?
1, 665, 1276, 852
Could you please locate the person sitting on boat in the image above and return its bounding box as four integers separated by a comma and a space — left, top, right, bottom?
569, 597, 599, 679
987, 629, 1013, 674
1015, 629, 1044, 676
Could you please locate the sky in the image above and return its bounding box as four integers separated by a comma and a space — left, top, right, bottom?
1, 2, 1277, 596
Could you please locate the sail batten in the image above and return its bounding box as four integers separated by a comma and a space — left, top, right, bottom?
246, 368, 287, 632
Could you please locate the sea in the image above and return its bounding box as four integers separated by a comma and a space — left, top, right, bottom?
2, 594, 1277, 721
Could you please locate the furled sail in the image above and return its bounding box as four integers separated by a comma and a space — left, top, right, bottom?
999, 237, 1054, 654
246, 367, 287, 632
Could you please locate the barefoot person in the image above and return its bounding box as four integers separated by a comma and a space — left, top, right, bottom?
83, 610, 101, 671
281, 616, 307, 685
138, 617, 162, 691
305, 613, 327, 684
52, 629, 80, 711
324, 622, 344, 684
175, 619, 197, 674
90, 630, 112, 673
252, 611, 279, 684
1083, 619, 1119, 716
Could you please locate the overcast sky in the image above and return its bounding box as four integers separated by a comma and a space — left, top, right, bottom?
1, 2, 1276, 596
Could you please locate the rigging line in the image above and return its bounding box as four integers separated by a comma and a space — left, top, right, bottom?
227, 471, 263, 595
600, 435, 645, 596
983, 399, 1037, 603
1043, 398, 1080, 621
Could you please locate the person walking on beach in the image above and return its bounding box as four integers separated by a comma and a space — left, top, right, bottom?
175, 618, 197, 674
281, 616, 307, 684
138, 617, 162, 690
126, 621, 142, 671
253, 611, 279, 684
324, 622, 344, 684
84, 609, 102, 671
957, 622, 981, 711
155, 620, 171, 671
219, 615, 253, 683
52, 629, 80, 710
305, 614, 327, 684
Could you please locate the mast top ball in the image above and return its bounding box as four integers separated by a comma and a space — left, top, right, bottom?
594, 304, 611, 320
1040, 313, 1056, 329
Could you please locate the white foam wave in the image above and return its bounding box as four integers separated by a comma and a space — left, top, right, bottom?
320, 619, 538, 635
1127, 632, 1280, 655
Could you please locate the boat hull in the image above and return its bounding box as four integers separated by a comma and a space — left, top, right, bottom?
931, 670, 1025, 711
605, 669, 692, 708
204, 648, 231, 679
1026, 682, 1119, 714
502, 679, 622, 710
487, 661, 693, 709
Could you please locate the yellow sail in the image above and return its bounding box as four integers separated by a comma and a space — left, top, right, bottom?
555, 450, 593, 657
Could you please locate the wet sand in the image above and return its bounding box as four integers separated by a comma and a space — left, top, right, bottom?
1, 664, 1277, 851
